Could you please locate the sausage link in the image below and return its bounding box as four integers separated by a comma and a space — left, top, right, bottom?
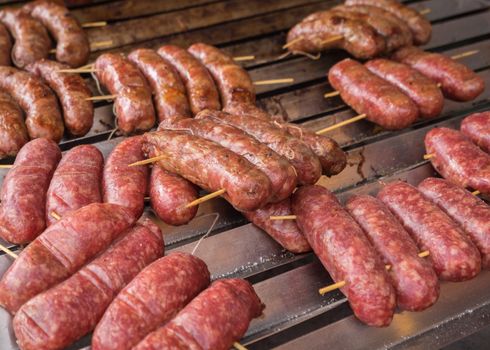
103, 136, 149, 220
128, 48, 191, 123
461, 111, 490, 153
159, 116, 297, 202
223, 102, 273, 121
0, 203, 135, 314
188, 43, 255, 108
392, 46, 485, 101
0, 138, 60, 245
243, 198, 311, 253
94, 53, 156, 134
345, 0, 431, 45
196, 109, 322, 185
150, 166, 198, 226
0, 66, 64, 141
328, 58, 419, 129
346, 194, 439, 311
45, 145, 103, 226
378, 181, 481, 281
133, 279, 264, 350
418, 177, 490, 268
23, 0, 89, 67
92, 252, 210, 350
425, 127, 490, 195
13, 217, 163, 350
365, 58, 443, 119
143, 130, 272, 211
0, 22, 12, 66
25, 59, 94, 137
157, 45, 221, 115
0, 8, 51, 68
0, 92, 28, 158
292, 185, 396, 327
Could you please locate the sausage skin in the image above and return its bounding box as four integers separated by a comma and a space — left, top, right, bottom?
0, 92, 28, 158
461, 111, 490, 153
0, 22, 12, 66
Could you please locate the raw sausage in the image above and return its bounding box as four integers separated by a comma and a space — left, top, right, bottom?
13, 217, 163, 350
378, 181, 481, 281
425, 127, 490, 195
346, 194, 439, 311
0, 92, 28, 158
128, 48, 192, 122
45, 144, 103, 226
0, 202, 135, 314
291, 185, 396, 327
0, 138, 61, 245
461, 111, 490, 153
133, 279, 264, 350
328, 58, 419, 129
92, 252, 210, 350
0, 22, 12, 66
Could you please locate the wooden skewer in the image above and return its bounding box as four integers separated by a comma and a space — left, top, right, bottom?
0, 243, 18, 259
58, 68, 97, 73
0, 164, 13, 169
472, 190, 481, 196
50, 211, 61, 221
270, 215, 297, 220
129, 155, 166, 167
185, 189, 226, 208
282, 36, 304, 49
86, 94, 117, 101
419, 8, 431, 15
253, 78, 294, 85
233, 55, 255, 62
316, 114, 367, 135
450, 50, 479, 60
81, 21, 107, 28
423, 153, 434, 160
233, 342, 248, 350
324, 90, 340, 98
91, 40, 113, 49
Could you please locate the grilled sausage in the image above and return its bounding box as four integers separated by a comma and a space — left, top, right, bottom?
92, 252, 210, 350
26, 59, 94, 137
292, 185, 396, 327
133, 279, 264, 350
392, 46, 485, 101
365, 59, 443, 119
13, 217, 163, 350
0, 22, 12, 66
425, 127, 490, 195
0, 8, 51, 68
328, 58, 419, 129
345, 0, 432, 45
0, 203, 135, 314
461, 111, 490, 153
23, 0, 89, 67
157, 45, 221, 115
103, 136, 149, 220
0, 66, 64, 141
378, 181, 481, 281
0, 138, 60, 245
94, 53, 156, 134
128, 48, 192, 123
223, 102, 273, 121
0, 92, 28, 158
45, 145, 103, 226
346, 194, 439, 311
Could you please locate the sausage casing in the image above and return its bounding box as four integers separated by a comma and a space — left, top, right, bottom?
0, 92, 28, 158
461, 111, 490, 153
0, 22, 12, 66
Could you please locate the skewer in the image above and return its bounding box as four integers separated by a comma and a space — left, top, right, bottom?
50, 211, 61, 221
0, 164, 13, 169
129, 155, 166, 167
86, 94, 117, 101
419, 8, 431, 15
185, 189, 226, 208
423, 153, 434, 160
472, 190, 481, 196
253, 78, 294, 85
233, 341, 248, 350
233, 55, 255, 62
0, 243, 18, 259
450, 50, 479, 60
58, 68, 99, 73
81, 21, 107, 28
315, 114, 367, 135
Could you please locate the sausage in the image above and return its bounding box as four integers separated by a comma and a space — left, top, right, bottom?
392, 46, 485, 101
291, 185, 396, 327
345, 0, 432, 45
378, 181, 481, 281
418, 177, 490, 269
188, 43, 255, 108
243, 198, 311, 253
196, 109, 322, 185
23, 0, 89, 67
0, 92, 28, 158
223, 102, 273, 121
128, 48, 192, 123
346, 194, 439, 311
0, 138, 60, 245
461, 111, 490, 153
94, 53, 156, 134
0, 203, 136, 314
286, 11, 385, 59
365, 58, 444, 119
0, 8, 51, 68
150, 166, 198, 226
103, 136, 149, 221
13, 217, 163, 350
0, 22, 12, 66
328, 58, 419, 129
0, 66, 64, 141
45, 145, 103, 226
92, 252, 210, 350
425, 127, 490, 195
157, 45, 221, 115
133, 279, 264, 350
25, 59, 94, 137
143, 130, 272, 212
159, 116, 297, 202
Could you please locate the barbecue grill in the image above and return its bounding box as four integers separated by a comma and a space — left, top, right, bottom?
1, 0, 490, 349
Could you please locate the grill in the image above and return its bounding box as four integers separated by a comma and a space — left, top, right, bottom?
1, 0, 490, 349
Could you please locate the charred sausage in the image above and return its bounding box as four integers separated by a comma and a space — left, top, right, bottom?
461, 111, 490, 153
0, 92, 28, 158
0, 22, 12, 66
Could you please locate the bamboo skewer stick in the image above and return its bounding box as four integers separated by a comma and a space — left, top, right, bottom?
0, 243, 18, 259
185, 189, 227, 208
233, 342, 248, 350
423, 154, 434, 160
58, 68, 98, 73
86, 94, 117, 101
450, 50, 479, 60
233, 55, 255, 62
81, 21, 107, 28
419, 8, 431, 15
253, 78, 294, 85
0, 164, 13, 169
316, 114, 367, 135
50, 211, 61, 221
472, 190, 481, 196
91, 40, 113, 49
129, 155, 166, 167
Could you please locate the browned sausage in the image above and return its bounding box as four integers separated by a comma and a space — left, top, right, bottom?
0, 92, 28, 158
0, 22, 12, 66
461, 111, 490, 153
